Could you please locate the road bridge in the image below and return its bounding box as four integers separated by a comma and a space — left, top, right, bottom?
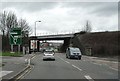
29, 34, 74, 53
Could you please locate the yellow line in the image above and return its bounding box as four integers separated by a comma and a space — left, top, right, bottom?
31, 55, 36, 59
20, 66, 34, 79
14, 66, 33, 81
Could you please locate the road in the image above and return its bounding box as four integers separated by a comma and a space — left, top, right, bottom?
20, 53, 118, 81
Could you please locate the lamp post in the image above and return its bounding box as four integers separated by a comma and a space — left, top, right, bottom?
35, 21, 41, 36
34, 21, 41, 53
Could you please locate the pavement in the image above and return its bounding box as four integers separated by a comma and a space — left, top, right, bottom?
19, 53, 119, 81
82, 55, 118, 71
0, 53, 35, 80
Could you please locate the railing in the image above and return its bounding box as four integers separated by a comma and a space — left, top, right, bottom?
36, 29, 81, 36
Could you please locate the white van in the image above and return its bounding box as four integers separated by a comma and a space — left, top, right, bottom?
66, 47, 82, 60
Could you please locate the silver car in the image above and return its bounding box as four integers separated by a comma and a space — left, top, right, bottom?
66, 47, 82, 60
43, 50, 55, 61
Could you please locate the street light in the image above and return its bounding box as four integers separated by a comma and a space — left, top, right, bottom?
34, 21, 41, 53
35, 21, 41, 36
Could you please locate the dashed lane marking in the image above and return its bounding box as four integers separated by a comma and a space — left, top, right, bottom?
109, 67, 118, 71
84, 75, 94, 81
57, 56, 70, 64
93, 62, 102, 66
58, 56, 82, 71
65, 61, 70, 64
60, 58, 63, 60
72, 64, 82, 71
82, 60, 86, 61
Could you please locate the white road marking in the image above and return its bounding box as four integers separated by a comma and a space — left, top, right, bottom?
57, 56, 70, 64
93, 63, 102, 65
65, 61, 70, 64
98, 60, 118, 63
60, 58, 64, 61
82, 60, 86, 61
111, 61, 118, 64
84, 75, 94, 81
72, 64, 82, 71
109, 67, 118, 71
0, 71, 13, 78
25, 59, 28, 64
57, 56, 65, 60
58, 56, 82, 71
61, 58, 69, 63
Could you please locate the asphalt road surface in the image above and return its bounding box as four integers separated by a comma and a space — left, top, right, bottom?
20, 53, 118, 80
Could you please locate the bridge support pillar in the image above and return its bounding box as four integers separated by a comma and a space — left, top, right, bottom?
61, 38, 71, 52
37, 40, 39, 52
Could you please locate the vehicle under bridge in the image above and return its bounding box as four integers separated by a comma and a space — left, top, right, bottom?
29, 34, 74, 53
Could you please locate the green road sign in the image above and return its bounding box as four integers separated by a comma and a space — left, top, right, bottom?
10, 28, 22, 45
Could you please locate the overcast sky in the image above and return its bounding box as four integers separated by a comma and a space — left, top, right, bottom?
0, 0, 119, 36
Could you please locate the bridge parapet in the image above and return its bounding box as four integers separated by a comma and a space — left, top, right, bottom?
30, 34, 74, 40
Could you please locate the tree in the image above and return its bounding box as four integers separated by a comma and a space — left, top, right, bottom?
83, 20, 92, 33
6, 11, 18, 36
0, 10, 31, 51
0, 11, 7, 36
0, 11, 31, 37
18, 19, 32, 37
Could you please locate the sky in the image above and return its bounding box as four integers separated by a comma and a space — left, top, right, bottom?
0, 0, 119, 36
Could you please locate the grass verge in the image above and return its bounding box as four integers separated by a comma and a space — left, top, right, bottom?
0, 52, 23, 57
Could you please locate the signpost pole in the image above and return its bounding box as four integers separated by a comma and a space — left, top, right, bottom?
11, 44, 13, 52
18, 45, 20, 53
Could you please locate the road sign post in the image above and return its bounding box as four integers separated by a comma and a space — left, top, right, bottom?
18, 44, 20, 53
10, 28, 22, 52
11, 44, 13, 52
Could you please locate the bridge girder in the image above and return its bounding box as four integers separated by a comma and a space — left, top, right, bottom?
29, 34, 74, 53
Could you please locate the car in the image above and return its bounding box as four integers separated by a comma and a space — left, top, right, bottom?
43, 50, 55, 61
66, 47, 82, 60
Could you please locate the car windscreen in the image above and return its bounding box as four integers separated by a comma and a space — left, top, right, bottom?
44, 51, 54, 54
70, 48, 81, 53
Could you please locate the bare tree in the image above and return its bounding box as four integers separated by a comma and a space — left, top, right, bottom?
0, 10, 31, 37
18, 19, 32, 37
0, 11, 8, 36
83, 20, 92, 33
6, 11, 18, 36
0, 10, 31, 51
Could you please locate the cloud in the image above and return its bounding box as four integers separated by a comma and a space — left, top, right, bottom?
1, 2, 118, 17
0, 2, 118, 36
1, 0, 119, 2
61, 2, 118, 17
89, 2, 118, 17
1, 2, 59, 12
